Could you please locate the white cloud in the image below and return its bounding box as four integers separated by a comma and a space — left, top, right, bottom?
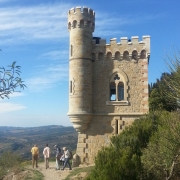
97, 12, 163, 26
0, 92, 25, 102
26, 63, 68, 92
0, 114, 71, 127
0, 102, 26, 112
40, 50, 69, 61
8, 92, 26, 98
0, 92, 25, 100
0, 2, 163, 45
95, 12, 164, 38
0, 3, 70, 45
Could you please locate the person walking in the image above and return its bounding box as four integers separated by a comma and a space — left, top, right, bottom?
60, 153, 65, 166
61, 147, 72, 170
43, 144, 50, 169
54, 145, 61, 170
31, 144, 39, 168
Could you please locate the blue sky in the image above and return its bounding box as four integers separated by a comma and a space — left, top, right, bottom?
0, 0, 180, 127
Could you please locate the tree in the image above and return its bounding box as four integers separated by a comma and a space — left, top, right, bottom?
142, 111, 180, 180
0, 61, 26, 99
163, 49, 180, 108
149, 73, 178, 112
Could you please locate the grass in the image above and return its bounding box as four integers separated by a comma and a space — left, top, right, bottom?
0, 152, 44, 180
20, 160, 44, 180
0, 151, 22, 179
63, 166, 94, 180
24, 169, 44, 180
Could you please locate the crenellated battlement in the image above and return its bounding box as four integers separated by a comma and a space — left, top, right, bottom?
93, 36, 150, 46
92, 36, 150, 61
68, 6, 95, 32
96, 36, 150, 45
68, 6, 95, 16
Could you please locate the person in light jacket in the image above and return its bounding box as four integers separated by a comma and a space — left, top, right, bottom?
43, 144, 50, 169
61, 147, 72, 170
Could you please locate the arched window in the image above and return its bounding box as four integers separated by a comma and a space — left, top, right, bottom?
73, 20, 77, 28
98, 52, 104, 60
132, 50, 138, 60
140, 50, 146, 59
110, 74, 124, 101
123, 51, 129, 60
107, 71, 129, 105
118, 82, 124, 101
80, 20, 84, 28
106, 52, 112, 60
110, 82, 116, 101
115, 51, 120, 60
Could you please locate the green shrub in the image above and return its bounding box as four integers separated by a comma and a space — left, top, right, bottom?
0, 151, 22, 178
142, 111, 180, 180
86, 112, 161, 180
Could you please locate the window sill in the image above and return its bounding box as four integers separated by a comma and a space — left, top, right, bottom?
106, 101, 129, 106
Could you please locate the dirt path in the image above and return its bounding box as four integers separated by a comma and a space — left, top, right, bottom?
30, 162, 72, 180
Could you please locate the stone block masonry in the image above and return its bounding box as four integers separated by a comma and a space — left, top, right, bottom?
67, 6, 150, 165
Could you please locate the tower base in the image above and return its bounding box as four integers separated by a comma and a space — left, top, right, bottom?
68, 114, 92, 133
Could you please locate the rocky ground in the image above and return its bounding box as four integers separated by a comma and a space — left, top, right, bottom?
34, 161, 72, 180
2, 161, 91, 180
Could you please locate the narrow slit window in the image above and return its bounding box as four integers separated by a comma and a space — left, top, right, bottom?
118, 82, 124, 101
110, 82, 116, 101
92, 53, 96, 61
70, 81, 72, 93
71, 45, 73, 56
115, 120, 118, 134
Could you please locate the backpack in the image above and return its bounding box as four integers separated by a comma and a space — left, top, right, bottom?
68, 150, 73, 159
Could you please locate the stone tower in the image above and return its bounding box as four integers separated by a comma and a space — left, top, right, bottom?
68, 6, 94, 133
67, 6, 150, 165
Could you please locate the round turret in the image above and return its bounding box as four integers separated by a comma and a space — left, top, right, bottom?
68, 6, 95, 33
67, 7, 95, 133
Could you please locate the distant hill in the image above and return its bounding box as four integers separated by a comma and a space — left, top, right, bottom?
0, 125, 78, 160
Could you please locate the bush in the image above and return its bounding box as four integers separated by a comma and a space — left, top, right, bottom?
0, 151, 22, 178
142, 111, 180, 180
86, 112, 160, 180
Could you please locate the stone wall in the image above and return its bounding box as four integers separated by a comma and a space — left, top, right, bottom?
67, 6, 150, 166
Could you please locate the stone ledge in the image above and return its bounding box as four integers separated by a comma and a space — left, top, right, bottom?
106, 101, 129, 106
